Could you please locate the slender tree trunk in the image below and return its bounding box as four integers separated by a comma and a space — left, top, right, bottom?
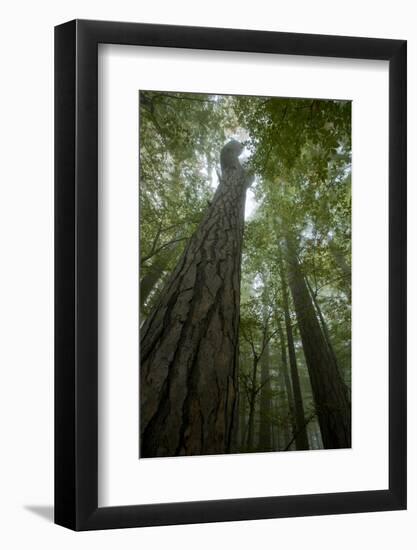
258, 340, 272, 451
275, 376, 291, 451
239, 352, 251, 450
140, 239, 185, 315
238, 381, 247, 451
277, 318, 297, 445
140, 141, 249, 457
271, 396, 281, 450
279, 253, 309, 450
285, 235, 351, 449
246, 357, 259, 451
140, 262, 163, 312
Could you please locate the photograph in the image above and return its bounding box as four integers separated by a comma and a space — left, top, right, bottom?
139, 90, 352, 458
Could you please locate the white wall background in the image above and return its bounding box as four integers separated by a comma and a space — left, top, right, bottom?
0, 0, 414, 548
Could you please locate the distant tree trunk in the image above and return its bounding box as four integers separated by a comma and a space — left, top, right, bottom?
285, 235, 351, 449
276, 374, 291, 451
140, 261, 163, 312
277, 318, 297, 445
279, 253, 310, 451
245, 356, 259, 452
140, 141, 249, 457
271, 396, 281, 450
308, 420, 323, 450
139, 242, 180, 311
238, 379, 248, 450
258, 340, 272, 451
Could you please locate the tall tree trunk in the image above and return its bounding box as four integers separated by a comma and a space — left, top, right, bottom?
258, 340, 272, 451
140, 141, 249, 457
285, 235, 351, 449
276, 377, 291, 451
245, 357, 259, 452
271, 396, 281, 450
279, 253, 310, 450
238, 381, 248, 451
277, 318, 297, 446
305, 275, 340, 377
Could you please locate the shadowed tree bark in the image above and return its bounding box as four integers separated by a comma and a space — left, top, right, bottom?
140, 140, 251, 457
305, 275, 341, 380
285, 234, 351, 449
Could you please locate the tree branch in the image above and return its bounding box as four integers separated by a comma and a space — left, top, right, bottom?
153, 92, 218, 104
141, 236, 188, 265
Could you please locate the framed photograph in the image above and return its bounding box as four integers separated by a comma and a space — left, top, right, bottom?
55, 19, 406, 530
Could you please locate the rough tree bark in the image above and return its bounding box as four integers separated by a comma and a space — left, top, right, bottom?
279, 252, 310, 451
140, 140, 250, 457
285, 235, 351, 449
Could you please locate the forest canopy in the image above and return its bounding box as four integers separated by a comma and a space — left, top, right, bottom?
139, 90, 351, 457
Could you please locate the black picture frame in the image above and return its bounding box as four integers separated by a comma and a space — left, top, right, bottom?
55, 19, 407, 531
